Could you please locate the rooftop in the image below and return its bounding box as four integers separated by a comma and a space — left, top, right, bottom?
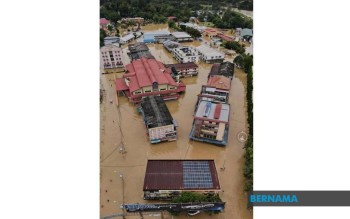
165, 62, 198, 70
121, 58, 177, 92
196, 45, 224, 57
171, 32, 192, 38
128, 42, 149, 53
195, 101, 230, 123
173, 46, 199, 57
207, 76, 231, 90
209, 62, 234, 78
120, 33, 135, 41
141, 96, 174, 128
241, 28, 253, 37
100, 18, 110, 25
143, 160, 220, 191
216, 33, 234, 42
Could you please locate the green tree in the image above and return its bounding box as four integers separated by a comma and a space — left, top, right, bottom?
100, 29, 107, 47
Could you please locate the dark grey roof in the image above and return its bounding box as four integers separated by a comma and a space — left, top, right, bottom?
141, 96, 174, 128
209, 62, 234, 78
128, 42, 149, 53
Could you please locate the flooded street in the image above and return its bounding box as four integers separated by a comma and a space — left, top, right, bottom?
100, 24, 252, 219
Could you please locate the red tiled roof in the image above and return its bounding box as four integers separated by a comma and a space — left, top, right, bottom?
100, 18, 110, 25
207, 76, 231, 90
164, 73, 177, 86
217, 33, 234, 42
129, 76, 140, 92
122, 58, 181, 93
115, 78, 129, 91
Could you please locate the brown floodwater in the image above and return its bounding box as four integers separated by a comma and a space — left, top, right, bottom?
100, 24, 252, 219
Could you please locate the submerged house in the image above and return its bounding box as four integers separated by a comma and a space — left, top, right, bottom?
163, 40, 180, 52
115, 57, 186, 103
189, 101, 230, 146
140, 96, 177, 143
143, 160, 221, 200
171, 32, 193, 42
208, 62, 234, 79
172, 46, 200, 63
165, 62, 199, 77
196, 45, 225, 63
189, 62, 234, 146
128, 42, 155, 61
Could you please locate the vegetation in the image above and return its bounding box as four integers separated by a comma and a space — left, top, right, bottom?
172, 192, 222, 203
100, 0, 252, 28
234, 54, 253, 72
236, 54, 253, 196
213, 10, 253, 29
100, 29, 107, 47
168, 20, 181, 31
223, 41, 245, 54
234, 0, 253, 11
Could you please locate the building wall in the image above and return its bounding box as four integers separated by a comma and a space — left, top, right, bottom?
142, 86, 152, 93
148, 125, 176, 142
100, 46, 123, 69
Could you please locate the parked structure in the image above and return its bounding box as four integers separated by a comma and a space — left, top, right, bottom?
165, 62, 199, 77
172, 46, 200, 63
143, 160, 221, 200
104, 36, 120, 47
140, 96, 177, 143
189, 101, 230, 146
171, 32, 193, 42
162, 40, 180, 52
196, 45, 225, 63
115, 57, 186, 103
100, 44, 123, 69
127, 42, 155, 61
120, 33, 135, 44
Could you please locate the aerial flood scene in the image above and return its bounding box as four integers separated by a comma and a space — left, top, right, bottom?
100, 1, 253, 218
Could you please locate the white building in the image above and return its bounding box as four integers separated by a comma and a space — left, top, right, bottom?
120, 33, 135, 44
100, 45, 123, 69
172, 46, 200, 63
104, 36, 120, 47
196, 45, 225, 63
171, 32, 193, 42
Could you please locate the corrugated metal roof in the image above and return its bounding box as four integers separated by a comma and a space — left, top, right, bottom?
195, 101, 230, 123
115, 78, 129, 91
207, 76, 231, 90
196, 45, 224, 57
209, 62, 234, 78
143, 160, 220, 191
171, 32, 192, 38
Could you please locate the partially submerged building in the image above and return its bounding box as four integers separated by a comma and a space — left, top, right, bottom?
189, 101, 230, 146
196, 45, 225, 63
143, 31, 172, 44
216, 33, 235, 42
104, 36, 120, 47
165, 62, 199, 77
140, 96, 177, 143
189, 62, 234, 146
143, 160, 221, 200
100, 44, 124, 69
163, 40, 180, 52
127, 42, 155, 61
172, 46, 200, 63
208, 62, 234, 79
120, 33, 135, 44
171, 32, 193, 42
240, 28, 253, 42
115, 57, 186, 103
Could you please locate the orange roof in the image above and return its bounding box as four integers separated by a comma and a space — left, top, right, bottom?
207, 76, 231, 90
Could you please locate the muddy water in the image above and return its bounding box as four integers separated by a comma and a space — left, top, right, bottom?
100, 24, 252, 219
